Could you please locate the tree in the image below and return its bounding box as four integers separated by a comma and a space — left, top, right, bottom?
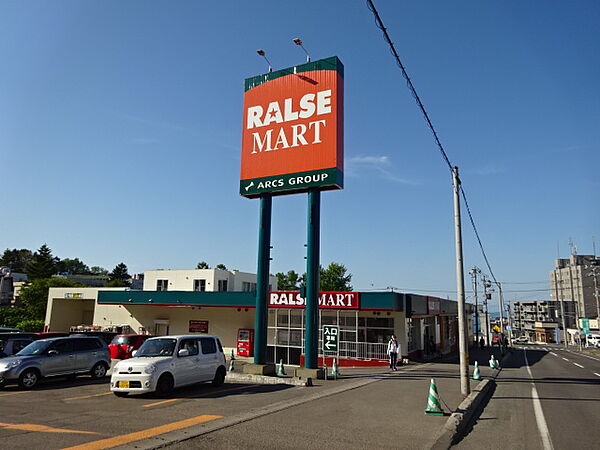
0, 248, 34, 273
276, 270, 304, 290
215, 264, 227, 270
196, 261, 209, 269
55, 258, 91, 275
320, 262, 352, 291
109, 263, 130, 286
25, 244, 57, 280
89, 266, 109, 276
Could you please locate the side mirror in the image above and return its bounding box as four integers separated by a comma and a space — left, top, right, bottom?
131, 350, 138, 357
178, 348, 189, 357
47, 349, 58, 357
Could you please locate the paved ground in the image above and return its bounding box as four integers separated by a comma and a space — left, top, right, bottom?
0, 350, 503, 450
455, 344, 600, 449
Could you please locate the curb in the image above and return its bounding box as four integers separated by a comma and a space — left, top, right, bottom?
430, 349, 512, 450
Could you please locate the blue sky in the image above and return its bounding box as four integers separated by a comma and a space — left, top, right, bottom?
1, 1, 598, 307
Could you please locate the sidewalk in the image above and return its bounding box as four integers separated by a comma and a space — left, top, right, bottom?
160, 351, 505, 450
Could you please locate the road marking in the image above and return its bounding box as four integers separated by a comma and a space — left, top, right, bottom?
142, 384, 261, 408
573, 363, 584, 368
64, 392, 113, 401
61, 414, 222, 450
562, 357, 569, 361
0, 422, 98, 434
524, 349, 554, 450
594, 373, 600, 377
550, 352, 557, 356
0, 391, 30, 397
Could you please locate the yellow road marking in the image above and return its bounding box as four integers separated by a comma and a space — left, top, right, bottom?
64, 392, 113, 401
61, 414, 222, 450
0, 391, 30, 397
0, 422, 98, 435
142, 398, 182, 408
142, 384, 261, 408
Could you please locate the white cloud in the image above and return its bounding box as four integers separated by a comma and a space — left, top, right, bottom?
346, 155, 415, 184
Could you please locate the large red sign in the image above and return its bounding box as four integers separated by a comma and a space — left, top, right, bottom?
268, 291, 359, 309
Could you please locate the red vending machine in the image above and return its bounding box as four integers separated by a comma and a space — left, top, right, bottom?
237, 329, 254, 357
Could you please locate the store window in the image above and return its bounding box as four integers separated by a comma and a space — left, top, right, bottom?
242, 282, 256, 292
193, 279, 206, 292
217, 279, 228, 292
156, 280, 168, 291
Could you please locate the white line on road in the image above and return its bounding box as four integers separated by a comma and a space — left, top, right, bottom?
562, 357, 569, 361
524, 349, 554, 450
594, 373, 600, 377
550, 352, 557, 356
573, 363, 584, 368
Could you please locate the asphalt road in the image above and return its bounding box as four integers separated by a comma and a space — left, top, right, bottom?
455, 344, 600, 449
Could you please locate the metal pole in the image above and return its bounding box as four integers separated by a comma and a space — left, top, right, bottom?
471, 267, 479, 345
304, 189, 320, 369
554, 270, 568, 349
452, 167, 470, 397
253, 194, 272, 364
568, 264, 583, 351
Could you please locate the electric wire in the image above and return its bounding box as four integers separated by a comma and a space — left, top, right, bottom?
365, 0, 500, 285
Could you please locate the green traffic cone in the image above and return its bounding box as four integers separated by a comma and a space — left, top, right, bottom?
425, 378, 445, 416
489, 355, 498, 370
472, 361, 481, 381
331, 358, 340, 377
277, 359, 286, 376
228, 359, 234, 372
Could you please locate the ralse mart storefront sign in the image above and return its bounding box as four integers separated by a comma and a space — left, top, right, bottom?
269, 291, 359, 309
240, 56, 344, 198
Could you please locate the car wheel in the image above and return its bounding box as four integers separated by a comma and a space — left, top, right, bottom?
90, 362, 108, 379
113, 391, 128, 398
19, 369, 40, 389
212, 367, 226, 387
155, 373, 174, 397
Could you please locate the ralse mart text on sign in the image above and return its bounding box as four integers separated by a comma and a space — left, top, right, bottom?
269, 291, 359, 309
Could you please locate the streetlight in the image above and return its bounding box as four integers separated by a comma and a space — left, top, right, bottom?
292, 38, 311, 63
256, 49, 273, 72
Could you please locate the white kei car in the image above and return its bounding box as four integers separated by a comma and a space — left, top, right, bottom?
110, 335, 226, 397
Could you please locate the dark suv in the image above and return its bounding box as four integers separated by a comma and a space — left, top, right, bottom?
0, 336, 111, 389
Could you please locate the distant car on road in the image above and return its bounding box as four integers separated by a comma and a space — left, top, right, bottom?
109, 334, 152, 360
512, 336, 529, 344
0, 336, 111, 389
110, 335, 226, 397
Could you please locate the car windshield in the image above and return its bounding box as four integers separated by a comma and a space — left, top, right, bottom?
111, 336, 137, 346
135, 338, 176, 357
16, 340, 49, 356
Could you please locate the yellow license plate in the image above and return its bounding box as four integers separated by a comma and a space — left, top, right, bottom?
118, 381, 130, 389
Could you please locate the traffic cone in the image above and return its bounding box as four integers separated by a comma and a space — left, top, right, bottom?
277, 359, 286, 376
230, 349, 236, 360
489, 354, 498, 370
331, 358, 340, 377
228, 359, 234, 372
472, 361, 481, 381
425, 378, 445, 416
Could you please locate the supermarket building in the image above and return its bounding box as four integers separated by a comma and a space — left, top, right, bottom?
45, 269, 473, 366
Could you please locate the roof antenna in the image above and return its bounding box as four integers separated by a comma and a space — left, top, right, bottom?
256, 49, 272, 72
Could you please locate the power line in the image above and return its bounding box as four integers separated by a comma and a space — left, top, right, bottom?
365, 0, 500, 284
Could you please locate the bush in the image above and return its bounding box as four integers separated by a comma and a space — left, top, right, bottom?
15, 319, 45, 332
0, 307, 29, 328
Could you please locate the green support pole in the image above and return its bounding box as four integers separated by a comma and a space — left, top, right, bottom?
254, 194, 272, 364
304, 189, 321, 369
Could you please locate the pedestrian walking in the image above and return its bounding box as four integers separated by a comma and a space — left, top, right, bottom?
479, 336, 485, 349
387, 335, 400, 370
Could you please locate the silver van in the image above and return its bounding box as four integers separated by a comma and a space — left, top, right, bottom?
0, 336, 111, 389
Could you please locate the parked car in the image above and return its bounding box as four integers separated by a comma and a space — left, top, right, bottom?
0, 327, 21, 332
109, 334, 153, 360
34, 332, 69, 339
69, 331, 117, 345
585, 334, 600, 348
0, 336, 111, 389
0, 336, 34, 358
512, 336, 529, 344
110, 335, 226, 397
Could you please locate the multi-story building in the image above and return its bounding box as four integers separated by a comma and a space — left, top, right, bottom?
550, 255, 600, 319
512, 300, 573, 343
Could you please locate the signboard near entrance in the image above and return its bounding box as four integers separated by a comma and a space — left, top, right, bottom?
240, 57, 344, 198
189, 320, 209, 333
323, 325, 339, 352
268, 291, 359, 309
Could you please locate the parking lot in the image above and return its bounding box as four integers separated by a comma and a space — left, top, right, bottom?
0, 371, 303, 450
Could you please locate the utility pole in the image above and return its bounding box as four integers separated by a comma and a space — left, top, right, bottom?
554, 270, 568, 349
482, 276, 492, 346
470, 267, 480, 345
452, 166, 470, 397
568, 263, 583, 351
496, 282, 506, 352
